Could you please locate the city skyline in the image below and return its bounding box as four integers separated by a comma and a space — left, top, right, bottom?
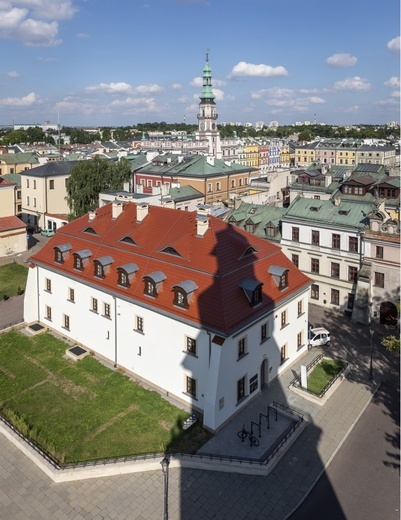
0, 0, 399, 128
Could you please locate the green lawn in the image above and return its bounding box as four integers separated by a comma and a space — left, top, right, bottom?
0, 263, 28, 299
306, 358, 346, 396
0, 330, 211, 463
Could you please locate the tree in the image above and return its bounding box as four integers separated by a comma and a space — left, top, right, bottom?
381, 335, 400, 353
66, 157, 132, 219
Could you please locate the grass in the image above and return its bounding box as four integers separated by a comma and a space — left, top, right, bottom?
306, 358, 346, 396
0, 263, 28, 299
0, 330, 212, 463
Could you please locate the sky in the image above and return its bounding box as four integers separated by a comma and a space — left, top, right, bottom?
0, 0, 399, 128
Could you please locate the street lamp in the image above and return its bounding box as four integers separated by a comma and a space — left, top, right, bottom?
369, 329, 374, 381
160, 456, 170, 520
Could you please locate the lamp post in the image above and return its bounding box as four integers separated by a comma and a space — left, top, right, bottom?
160, 456, 170, 520
369, 329, 374, 381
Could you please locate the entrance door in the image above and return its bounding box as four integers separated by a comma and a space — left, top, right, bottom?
380, 301, 398, 326
260, 358, 269, 388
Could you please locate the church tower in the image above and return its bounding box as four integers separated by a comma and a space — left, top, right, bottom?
196, 52, 222, 159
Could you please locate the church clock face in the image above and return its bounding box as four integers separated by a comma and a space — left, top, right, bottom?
200, 123, 205, 130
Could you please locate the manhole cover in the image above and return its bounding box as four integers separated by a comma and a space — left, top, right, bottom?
29, 323, 45, 332
68, 346, 87, 357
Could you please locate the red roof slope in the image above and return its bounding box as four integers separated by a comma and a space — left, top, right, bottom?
30, 203, 312, 335
0, 216, 26, 232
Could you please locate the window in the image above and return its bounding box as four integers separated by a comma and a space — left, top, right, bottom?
136, 316, 144, 333
374, 272, 384, 288
55, 250, 63, 263
331, 289, 340, 305
94, 262, 104, 278
91, 297, 98, 313
311, 258, 320, 274
174, 289, 188, 309
33, 198, 36, 207
186, 337, 197, 355
376, 246, 383, 259
332, 234, 340, 249
349, 237, 358, 253
238, 337, 247, 358
26, 196, 30, 206
348, 266, 358, 282
261, 322, 268, 342
331, 263, 340, 279
249, 374, 258, 394
74, 255, 83, 271
45, 305, 52, 321
311, 284, 319, 300
292, 227, 299, 242
297, 300, 303, 316
281, 310, 287, 328
63, 314, 70, 330
103, 303, 111, 318
68, 288, 75, 302
33, 180, 36, 189
49, 180, 55, 190
26, 179, 29, 188
280, 345, 287, 364
311, 230, 320, 245
45, 278, 51, 293
347, 293, 355, 309
237, 376, 246, 401
231, 179, 235, 188
216, 182, 221, 191
118, 270, 129, 287
292, 254, 299, 268
297, 332, 303, 350
207, 183, 212, 193
144, 279, 157, 297
186, 376, 197, 397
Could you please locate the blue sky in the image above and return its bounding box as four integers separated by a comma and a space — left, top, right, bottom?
0, 0, 399, 127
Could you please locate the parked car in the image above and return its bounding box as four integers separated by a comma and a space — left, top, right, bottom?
27, 225, 41, 234
41, 229, 55, 237
308, 327, 331, 348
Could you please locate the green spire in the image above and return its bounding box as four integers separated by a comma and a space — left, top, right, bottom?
199, 51, 215, 101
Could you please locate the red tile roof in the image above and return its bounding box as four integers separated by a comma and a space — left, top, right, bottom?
0, 216, 26, 232
30, 203, 312, 335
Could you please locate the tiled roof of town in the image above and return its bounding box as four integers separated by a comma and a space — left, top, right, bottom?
169, 185, 204, 202
1, 173, 21, 186
0, 215, 26, 232
19, 161, 79, 177
0, 176, 16, 187
284, 196, 374, 230
0, 152, 39, 165
29, 202, 311, 336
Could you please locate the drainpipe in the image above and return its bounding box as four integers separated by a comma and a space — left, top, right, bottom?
114, 295, 118, 368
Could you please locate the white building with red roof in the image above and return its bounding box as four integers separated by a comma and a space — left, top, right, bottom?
24, 202, 311, 432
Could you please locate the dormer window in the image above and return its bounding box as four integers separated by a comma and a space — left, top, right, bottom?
161, 246, 181, 257
117, 263, 138, 288
240, 279, 263, 306
119, 235, 138, 246
53, 243, 72, 264
268, 266, 289, 290
93, 256, 114, 279
241, 246, 258, 259
73, 249, 92, 271
172, 280, 198, 309
83, 226, 98, 235
143, 271, 166, 298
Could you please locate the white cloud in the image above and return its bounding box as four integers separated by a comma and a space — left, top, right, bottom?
387, 36, 400, 54
86, 82, 133, 95
308, 96, 326, 104
332, 76, 371, 91
7, 70, 19, 77
344, 106, 360, 114
76, 32, 89, 39
326, 53, 357, 67
190, 76, 225, 87
134, 84, 164, 94
0, 91, 37, 106
229, 61, 288, 78
175, 95, 189, 103
384, 76, 400, 88
171, 83, 182, 90
375, 98, 399, 106
55, 97, 95, 115
110, 97, 162, 113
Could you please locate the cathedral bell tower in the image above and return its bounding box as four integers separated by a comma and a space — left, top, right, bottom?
196, 52, 222, 159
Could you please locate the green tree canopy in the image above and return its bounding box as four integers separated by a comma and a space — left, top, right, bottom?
66, 157, 132, 219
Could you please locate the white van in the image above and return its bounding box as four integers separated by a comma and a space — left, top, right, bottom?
308, 327, 331, 348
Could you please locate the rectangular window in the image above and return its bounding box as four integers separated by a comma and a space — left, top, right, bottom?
331, 263, 340, 279
311, 230, 320, 245
68, 288, 75, 302
33, 180, 36, 189
33, 198, 36, 207
331, 289, 340, 305
374, 272, 384, 288
311, 284, 319, 300
207, 183, 212, 193
292, 254, 299, 268
74, 256, 83, 271
26, 196, 30, 206
332, 234, 340, 249
280, 345, 287, 364
186, 376, 197, 397
45, 305, 52, 321
349, 237, 358, 253
261, 322, 268, 342
216, 182, 221, 191
63, 314, 70, 330
94, 263, 104, 278
297, 300, 303, 316
237, 376, 246, 401
103, 303, 111, 318
347, 293, 355, 309
26, 179, 29, 188
297, 332, 303, 350
249, 374, 258, 394
91, 297, 98, 312
136, 316, 144, 332
281, 310, 287, 328
238, 337, 247, 358
49, 180, 55, 189
376, 246, 383, 259
45, 278, 51, 292
348, 266, 358, 282
292, 227, 299, 242
186, 336, 197, 355
311, 258, 320, 274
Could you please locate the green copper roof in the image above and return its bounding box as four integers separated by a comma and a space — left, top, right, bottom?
199, 56, 215, 101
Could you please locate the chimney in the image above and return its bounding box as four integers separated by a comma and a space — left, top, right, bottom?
196, 215, 209, 237
137, 203, 149, 223
333, 196, 341, 206
88, 209, 96, 221
206, 155, 215, 166
112, 201, 124, 219
234, 197, 241, 210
